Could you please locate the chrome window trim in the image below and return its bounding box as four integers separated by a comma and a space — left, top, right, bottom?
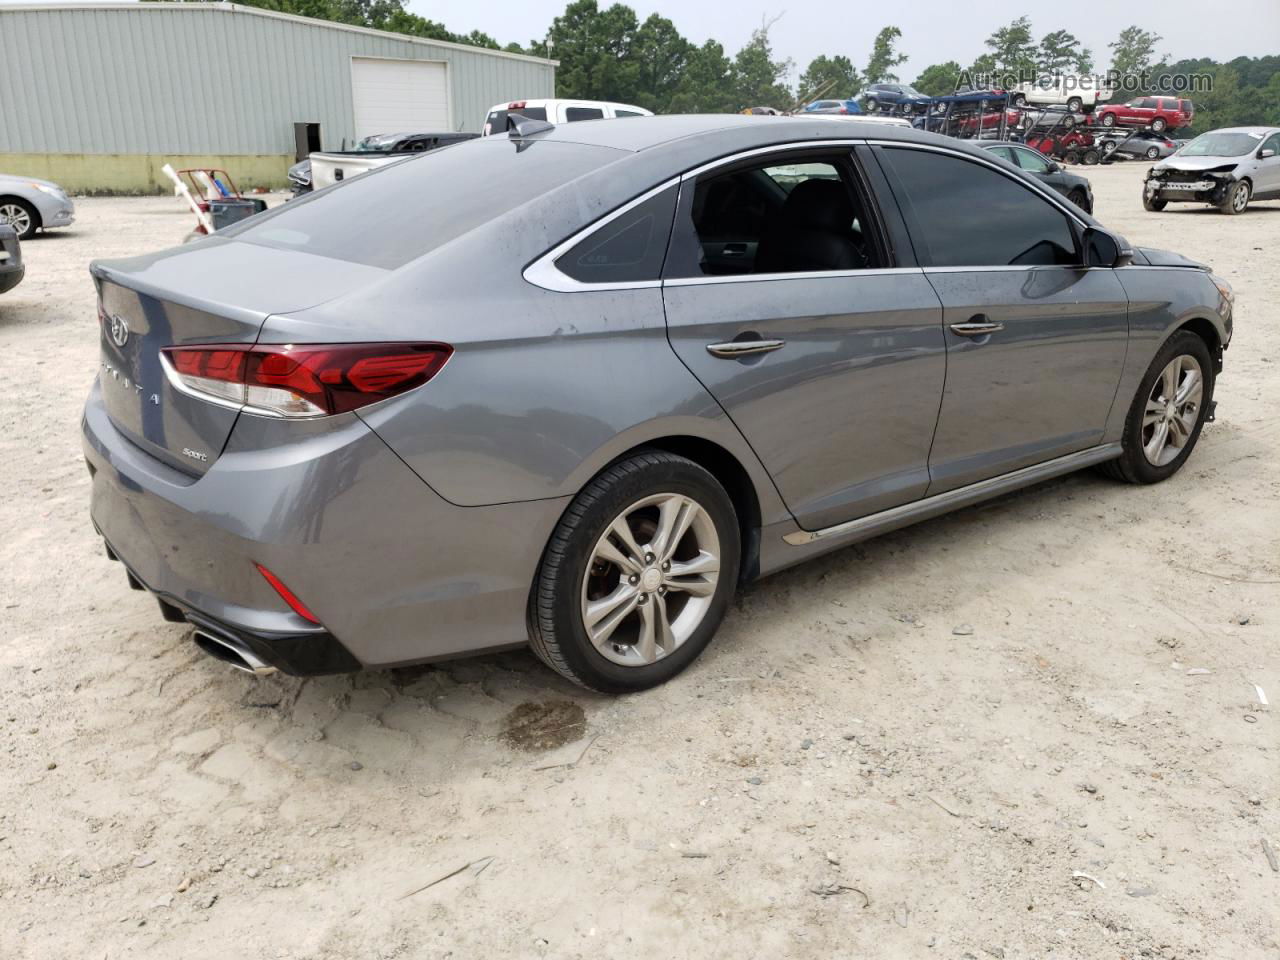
665, 266, 924, 287
523, 139, 867, 293
522, 177, 679, 293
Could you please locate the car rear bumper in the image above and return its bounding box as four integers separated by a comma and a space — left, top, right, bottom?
0, 262, 22, 294
82, 376, 568, 673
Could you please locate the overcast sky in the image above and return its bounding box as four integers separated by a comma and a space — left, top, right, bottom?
3, 0, 1277, 79
404, 0, 1280, 78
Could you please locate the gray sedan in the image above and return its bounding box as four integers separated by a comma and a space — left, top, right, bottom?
978, 141, 1094, 212
83, 116, 1232, 693
0, 172, 75, 239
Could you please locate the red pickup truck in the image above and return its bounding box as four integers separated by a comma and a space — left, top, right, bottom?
1095, 97, 1194, 133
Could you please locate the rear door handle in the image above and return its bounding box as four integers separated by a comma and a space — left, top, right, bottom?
949, 319, 1005, 337
706, 339, 786, 358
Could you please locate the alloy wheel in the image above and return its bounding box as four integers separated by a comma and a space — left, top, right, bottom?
0, 203, 32, 236
1142, 355, 1203, 466
580, 493, 720, 667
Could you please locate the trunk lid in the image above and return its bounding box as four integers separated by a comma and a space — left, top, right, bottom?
92, 237, 386, 477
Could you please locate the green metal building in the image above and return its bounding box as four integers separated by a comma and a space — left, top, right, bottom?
0, 2, 557, 192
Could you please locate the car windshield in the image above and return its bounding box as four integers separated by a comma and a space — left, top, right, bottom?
1179, 131, 1263, 157
901, 86, 924, 98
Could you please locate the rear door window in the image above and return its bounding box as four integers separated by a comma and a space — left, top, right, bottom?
565, 107, 605, 122
877, 146, 1077, 267
1011, 147, 1051, 173
666, 153, 884, 277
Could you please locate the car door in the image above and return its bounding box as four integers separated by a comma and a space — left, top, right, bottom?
1131, 98, 1158, 126
873, 143, 1129, 493
661, 145, 947, 531
1253, 132, 1280, 198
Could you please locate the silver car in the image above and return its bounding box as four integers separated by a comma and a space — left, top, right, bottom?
83, 116, 1233, 693
1144, 126, 1280, 214
0, 173, 76, 239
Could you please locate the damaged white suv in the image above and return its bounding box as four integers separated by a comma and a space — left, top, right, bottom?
1144, 126, 1280, 215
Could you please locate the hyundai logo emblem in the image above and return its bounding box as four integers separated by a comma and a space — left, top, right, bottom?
109, 313, 129, 348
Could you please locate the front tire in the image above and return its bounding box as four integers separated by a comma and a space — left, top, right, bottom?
0, 197, 39, 240
1098, 331, 1213, 484
528, 451, 740, 693
1100, 112, 1117, 127
1219, 180, 1250, 215
1082, 148, 1101, 165
1067, 188, 1089, 210
1143, 193, 1168, 211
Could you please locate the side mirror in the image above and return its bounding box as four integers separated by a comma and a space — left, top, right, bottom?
1082, 227, 1133, 268
1047, 160, 1061, 173
1260, 148, 1277, 159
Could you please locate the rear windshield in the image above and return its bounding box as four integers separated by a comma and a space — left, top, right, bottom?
228, 138, 619, 269
484, 107, 547, 135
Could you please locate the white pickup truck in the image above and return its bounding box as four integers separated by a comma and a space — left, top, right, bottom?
308, 132, 478, 190
1011, 74, 1117, 113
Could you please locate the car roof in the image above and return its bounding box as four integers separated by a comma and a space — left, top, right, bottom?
1205, 126, 1280, 136
520, 113, 944, 153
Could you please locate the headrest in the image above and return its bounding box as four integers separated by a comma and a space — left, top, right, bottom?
780, 178, 853, 233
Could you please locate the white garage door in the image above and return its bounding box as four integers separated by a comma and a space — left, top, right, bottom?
350, 57, 450, 139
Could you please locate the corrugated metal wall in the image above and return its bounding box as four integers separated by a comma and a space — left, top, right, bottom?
0, 2, 556, 155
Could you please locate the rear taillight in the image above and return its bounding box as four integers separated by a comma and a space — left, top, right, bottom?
161, 342, 451, 418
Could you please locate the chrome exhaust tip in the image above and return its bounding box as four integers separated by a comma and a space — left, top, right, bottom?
192, 630, 278, 677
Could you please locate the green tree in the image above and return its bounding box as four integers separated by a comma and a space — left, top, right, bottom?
1038, 29, 1091, 73
632, 14, 693, 111
731, 25, 793, 109
548, 0, 641, 102
864, 26, 907, 84
1108, 26, 1163, 76
797, 55, 861, 101
984, 16, 1037, 78
668, 40, 735, 113
912, 61, 963, 97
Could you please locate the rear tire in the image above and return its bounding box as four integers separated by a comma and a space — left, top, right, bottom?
1097, 331, 1213, 484
1064, 149, 1080, 164
1219, 180, 1250, 215
1082, 148, 1100, 165
1067, 96, 1083, 113
1151, 118, 1167, 133
1146, 146, 1161, 160
528, 451, 740, 694
865, 97, 878, 112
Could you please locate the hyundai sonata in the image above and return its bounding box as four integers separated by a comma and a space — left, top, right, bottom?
84, 115, 1232, 692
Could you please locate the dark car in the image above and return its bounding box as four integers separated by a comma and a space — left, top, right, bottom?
1096, 97, 1194, 133
84, 115, 1230, 693
862, 83, 932, 114
0, 224, 23, 294
978, 142, 1094, 212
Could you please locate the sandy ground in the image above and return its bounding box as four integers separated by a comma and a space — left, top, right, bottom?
2, 163, 1278, 960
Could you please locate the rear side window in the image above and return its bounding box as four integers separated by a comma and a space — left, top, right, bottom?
615, 110, 644, 118
1011, 147, 1051, 174
566, 107, 605, 122
554, 186, 677, 284
878, 147, 1077, 267
230, 139, 619, 269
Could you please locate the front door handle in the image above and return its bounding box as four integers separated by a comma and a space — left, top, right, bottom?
949, 318, 1005, 337
706, 339, 786, 359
